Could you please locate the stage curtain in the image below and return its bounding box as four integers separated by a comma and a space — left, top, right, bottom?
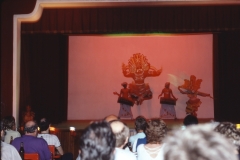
20, 34, 68, 124
21, 6, 240, 34
213, 31, 240, 122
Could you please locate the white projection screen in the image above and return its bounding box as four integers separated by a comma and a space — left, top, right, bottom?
68, 34, 214, 120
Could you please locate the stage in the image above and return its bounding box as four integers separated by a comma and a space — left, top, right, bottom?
51, 118, 214, 131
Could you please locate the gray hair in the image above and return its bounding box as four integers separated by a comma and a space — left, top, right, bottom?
164, 124, 238, 160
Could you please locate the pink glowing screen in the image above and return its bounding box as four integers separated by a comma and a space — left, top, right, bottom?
68, 34, 213, 120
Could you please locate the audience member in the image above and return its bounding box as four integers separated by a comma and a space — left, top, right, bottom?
38, 118, 63, 154
38, 118, 73, 160
129, 115, 147, 152
12, 120, 51, 160
214, 122, 240, 159
164, 123, 238, 160
183, 114, 198, 127
2, 115, 21, 143
103, 114, 119, 122
78, 121, 116, 160
110, 120, 136, 160
137, 119, 167, 160
1, 121, 22, 160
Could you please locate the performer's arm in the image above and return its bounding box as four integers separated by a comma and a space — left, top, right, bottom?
113, 92, 120, 97
197, 91, 213, 98
178, 86, 188, 94
170, 90, 178, 100
158, 90, 164, 99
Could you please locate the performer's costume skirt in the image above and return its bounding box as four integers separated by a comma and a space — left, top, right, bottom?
186, 98, 202, 115
160, 104, 176, 119
118, 103, 133, 119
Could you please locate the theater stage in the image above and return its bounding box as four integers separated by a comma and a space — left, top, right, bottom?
51, 118, 214, 131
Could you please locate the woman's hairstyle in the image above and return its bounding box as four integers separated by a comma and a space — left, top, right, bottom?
145, 119, 167, 143
2, 116, 16, 130
80, 121, 116, 160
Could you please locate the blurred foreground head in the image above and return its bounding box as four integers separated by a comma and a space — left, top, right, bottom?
79, 121, 116, 160
164, 124, 238, 160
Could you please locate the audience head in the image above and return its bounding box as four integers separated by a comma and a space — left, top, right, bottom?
214, 122, 240, 147
40, 117, 47, 122
3, 115, 16, 130
110, 120, 130, 148
183, 114, 198, 126
135, 115, 147, 132
164, 124, 238, 160
39, 118, 50, 132
24, 120, 38, 136
103, 114, 119, 123
145, 119, 167, 144
79, 121, 115, 160
1, 121, 5, 141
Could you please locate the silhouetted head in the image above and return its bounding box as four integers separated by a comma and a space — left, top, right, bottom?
183, 114, 198, 126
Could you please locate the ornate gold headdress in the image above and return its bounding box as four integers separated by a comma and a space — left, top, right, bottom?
126, 53, 150, 73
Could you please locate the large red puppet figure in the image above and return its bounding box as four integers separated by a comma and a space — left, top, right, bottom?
122, 53, 162, 105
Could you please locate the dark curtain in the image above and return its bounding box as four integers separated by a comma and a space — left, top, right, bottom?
213, 32, 240, 122
21, 6, 240, 34
20, 34, 68, 124
1, 0, 37, 118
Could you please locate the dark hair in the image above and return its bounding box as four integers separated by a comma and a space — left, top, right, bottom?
183, 114, 198, 126
2, 116, 16, 130
39, 120, 50, 132
79, 121, 116, 160
135, 116, 147, 132
145, 119, 167, 143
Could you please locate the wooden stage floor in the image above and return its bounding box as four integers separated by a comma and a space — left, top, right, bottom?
51, 118, 213, 131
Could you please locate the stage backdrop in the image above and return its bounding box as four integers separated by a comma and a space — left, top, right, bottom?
68, 34, 213, 120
